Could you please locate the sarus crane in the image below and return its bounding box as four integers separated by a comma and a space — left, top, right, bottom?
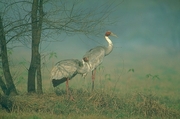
51, 59, 90, 99
50, 31, 117, 98
83, 31, 117, 90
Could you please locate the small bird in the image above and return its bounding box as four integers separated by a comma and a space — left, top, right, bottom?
82, 31, 117, 90
51, 59, 90, 99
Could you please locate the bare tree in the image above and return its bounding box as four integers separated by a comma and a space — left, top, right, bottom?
27, 0, 121, 93
0, 1, 31, 95
0, 0, 121, 94
42, 0, 120, 37
28, 0, 43, 93
0, 16, 18, 96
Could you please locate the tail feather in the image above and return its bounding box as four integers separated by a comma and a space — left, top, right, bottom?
52, 78, 67, 87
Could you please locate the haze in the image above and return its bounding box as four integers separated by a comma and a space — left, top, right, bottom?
11, 0, 180, 82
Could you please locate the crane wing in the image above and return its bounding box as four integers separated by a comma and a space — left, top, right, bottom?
83, 46, 106, 70
51, 59, 82, 87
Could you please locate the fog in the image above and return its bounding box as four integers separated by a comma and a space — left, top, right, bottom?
11, 0, 180, 81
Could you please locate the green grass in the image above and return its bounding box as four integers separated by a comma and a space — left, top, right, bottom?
1, 69, 179, 118
1, 52, 180, 118
1, 65, 179, 119
0, 88, 180, 119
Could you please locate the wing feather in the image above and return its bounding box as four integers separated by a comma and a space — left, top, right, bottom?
51, 59, 80, 80
83, 46, 106, 70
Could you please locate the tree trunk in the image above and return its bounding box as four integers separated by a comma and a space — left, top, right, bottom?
36, 0, 43, 94
0, 93, 12, 112
27, 57, 37, 93
37, 53, 43, 94
0, 76, 8, 95
28, 0, 38, 93
0, 16, 18, 96
28, 0, 43, 93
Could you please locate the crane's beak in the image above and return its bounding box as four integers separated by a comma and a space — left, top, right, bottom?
111, 32, 118, 38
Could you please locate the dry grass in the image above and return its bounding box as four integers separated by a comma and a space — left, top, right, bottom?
1, 53, 180, 118
125, 93, 180, 118
1, 88, 179, 119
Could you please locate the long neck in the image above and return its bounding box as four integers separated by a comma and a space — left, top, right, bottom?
104, 36, 113, 56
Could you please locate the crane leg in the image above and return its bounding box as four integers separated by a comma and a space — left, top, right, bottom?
66, 78, 69, 97
92, 69, 96, 91
66, 78, 74, 100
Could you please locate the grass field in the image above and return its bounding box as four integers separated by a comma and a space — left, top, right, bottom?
0, 88, 180, 119
0, 50, 180, 119
1, 71, 180, 118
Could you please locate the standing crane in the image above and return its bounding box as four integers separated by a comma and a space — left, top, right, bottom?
82, 31, 117, 90
51, 59, 91, 99
50, 31, 117, 98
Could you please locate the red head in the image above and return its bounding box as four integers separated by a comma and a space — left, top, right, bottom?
105, 31, 111, 36
105, 31, 117, 37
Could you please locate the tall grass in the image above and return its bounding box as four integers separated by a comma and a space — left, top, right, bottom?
0, 88, 180, 119
1, 52, 180, 118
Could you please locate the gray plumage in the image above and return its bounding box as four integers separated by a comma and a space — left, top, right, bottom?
83, 46, 110, 71
82, 31, 117, 90
51, 59, 90, 87
51, 59, 82, 87
83, 31, 115, 72
50, 31, 116, 92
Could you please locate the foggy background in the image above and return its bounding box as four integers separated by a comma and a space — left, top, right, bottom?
11, 0, 180, 81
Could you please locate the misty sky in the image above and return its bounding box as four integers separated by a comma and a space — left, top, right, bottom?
41, 0, 180, 57
10, 0, 180, 80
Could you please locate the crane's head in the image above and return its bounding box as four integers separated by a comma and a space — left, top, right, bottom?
105, 31, 117, 37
